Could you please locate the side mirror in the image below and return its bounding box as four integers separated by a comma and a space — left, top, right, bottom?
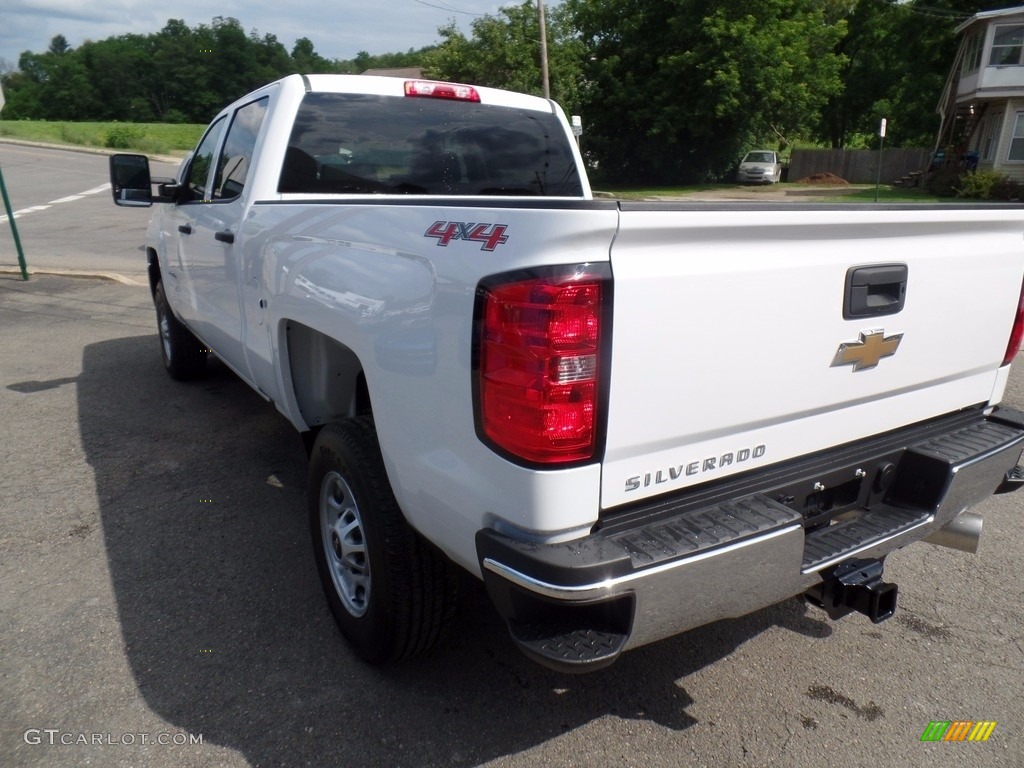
109, 153, 153, 207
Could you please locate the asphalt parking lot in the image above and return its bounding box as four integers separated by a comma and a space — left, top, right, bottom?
2, 272, 1022, 768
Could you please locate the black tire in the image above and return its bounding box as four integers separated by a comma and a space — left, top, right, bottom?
154, 280, 207, 380
309, 417, 458, 663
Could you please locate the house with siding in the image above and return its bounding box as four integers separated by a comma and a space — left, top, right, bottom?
936, 5, 1024, 180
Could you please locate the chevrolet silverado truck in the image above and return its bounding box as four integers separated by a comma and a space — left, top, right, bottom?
109, 74, 1024, 672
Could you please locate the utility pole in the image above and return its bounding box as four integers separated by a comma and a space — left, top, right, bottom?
538, 0, 550, 99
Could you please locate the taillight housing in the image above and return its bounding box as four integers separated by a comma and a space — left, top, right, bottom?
474, 265, 611, 466
1003, 275, 1024, 366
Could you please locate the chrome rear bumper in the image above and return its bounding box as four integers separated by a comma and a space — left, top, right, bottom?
477, 406, 1024, 672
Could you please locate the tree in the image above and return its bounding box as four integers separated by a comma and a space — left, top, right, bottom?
291, 38, 334, 73
340, 47, 435, 74
48, 34, 71, 56
79, 35, 153, 120
423, 1, 585, 113
567, 0, 846, 183
1, 38, 98, 119
816, 0, 993, 149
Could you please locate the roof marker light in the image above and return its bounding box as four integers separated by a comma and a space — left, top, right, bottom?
404, 80, 481, 102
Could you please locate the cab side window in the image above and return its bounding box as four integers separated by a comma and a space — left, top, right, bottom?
185, 117, 227, 202
213, 97, 269, 200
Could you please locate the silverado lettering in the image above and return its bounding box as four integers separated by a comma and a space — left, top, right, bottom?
624, 444, 767, 492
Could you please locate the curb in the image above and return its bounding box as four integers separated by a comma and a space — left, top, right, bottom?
0, 266, 148, 287
0, 137, 182, 165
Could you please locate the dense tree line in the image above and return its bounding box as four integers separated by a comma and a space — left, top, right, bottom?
0, 17, 430, 124
0, 2, 1010, 182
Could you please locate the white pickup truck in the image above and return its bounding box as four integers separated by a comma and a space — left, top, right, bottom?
110, 74, 1024, 672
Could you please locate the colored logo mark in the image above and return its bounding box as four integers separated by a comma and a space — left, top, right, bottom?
920, 721, 996, 742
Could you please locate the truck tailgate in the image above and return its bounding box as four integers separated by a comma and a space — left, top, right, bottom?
601, 204, 1024, 509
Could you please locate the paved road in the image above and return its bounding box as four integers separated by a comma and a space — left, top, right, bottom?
0, 143, 179, 278
1, 146, 1023, 767
2, 276, 1023, 768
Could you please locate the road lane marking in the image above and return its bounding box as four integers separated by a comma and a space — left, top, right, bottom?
0, 183, 109, 223
0, 204, 51, 222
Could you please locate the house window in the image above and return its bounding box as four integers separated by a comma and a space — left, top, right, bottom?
962, 31, 983, 74
983, 113, 1003, 161
1008, 113, 1024, 161
990, 24, 1024, 66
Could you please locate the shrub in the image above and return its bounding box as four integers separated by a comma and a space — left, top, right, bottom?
955, 170, 1003, 200
104, 124, 145, 149
991, 176, 1021, 201
162, 109, 190, 125
926, 167, 962, 197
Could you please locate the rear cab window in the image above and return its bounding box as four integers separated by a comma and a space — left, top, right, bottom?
278, 93, 583, 197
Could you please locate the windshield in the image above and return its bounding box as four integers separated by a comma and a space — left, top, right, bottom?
743, 152, 776, 164
279, 92, 583, 196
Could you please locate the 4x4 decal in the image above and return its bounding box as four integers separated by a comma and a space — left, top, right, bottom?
425, 221, 509, 251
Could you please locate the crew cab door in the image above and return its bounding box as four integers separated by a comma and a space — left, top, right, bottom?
175, 96, 269, 378
163, 116, 227, 326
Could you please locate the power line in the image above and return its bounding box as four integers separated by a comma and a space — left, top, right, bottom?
412, 0, 486, 15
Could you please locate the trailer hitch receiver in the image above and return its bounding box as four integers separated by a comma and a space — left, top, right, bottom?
804, 558, 897, 624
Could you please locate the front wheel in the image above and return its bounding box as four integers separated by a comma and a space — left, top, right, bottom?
153, 281, 207, 380
309, 417, 458, 663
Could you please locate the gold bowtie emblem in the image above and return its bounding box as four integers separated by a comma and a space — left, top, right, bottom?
832, 330, 903, 371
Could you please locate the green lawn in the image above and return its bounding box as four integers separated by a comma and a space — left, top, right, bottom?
596, 185, 721, 200
0, 120, 204, 156
598, 183, 947, 203
832, 186, 944, 203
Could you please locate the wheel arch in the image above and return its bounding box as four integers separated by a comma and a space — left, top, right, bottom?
283, 320, 370, 438
146, 247, 161, 298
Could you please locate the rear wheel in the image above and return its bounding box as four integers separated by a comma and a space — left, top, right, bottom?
309, 417, 458, 663
153, 281, 207, 380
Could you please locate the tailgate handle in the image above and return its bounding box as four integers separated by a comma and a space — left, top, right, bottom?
844, 264, 907, 320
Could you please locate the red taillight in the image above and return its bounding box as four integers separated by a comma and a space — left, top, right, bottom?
1003, 276, 1024, 366
404, 80, 481, 102
477, 269, 607, 465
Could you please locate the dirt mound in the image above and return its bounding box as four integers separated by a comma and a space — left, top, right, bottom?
796, 172, 849, 185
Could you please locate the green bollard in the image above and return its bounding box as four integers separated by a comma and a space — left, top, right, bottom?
0, 163, 29, 281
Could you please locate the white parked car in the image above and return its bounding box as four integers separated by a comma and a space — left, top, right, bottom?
737, 149, 783, 184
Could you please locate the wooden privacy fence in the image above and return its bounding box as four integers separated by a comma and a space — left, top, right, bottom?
788, 148, 931, 184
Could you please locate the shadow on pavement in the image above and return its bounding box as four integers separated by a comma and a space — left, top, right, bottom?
78, 334, 832, 767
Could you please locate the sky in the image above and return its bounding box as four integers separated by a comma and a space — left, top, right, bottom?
0, 0, 508, 70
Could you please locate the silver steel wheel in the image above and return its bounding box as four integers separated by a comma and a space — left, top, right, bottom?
320, 469, 370, 617
158, 304, 173, 361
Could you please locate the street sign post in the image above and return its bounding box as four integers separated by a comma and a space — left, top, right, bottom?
0, 83, 31, 280
0, 167, 29, 280
874, 117, 887, 203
